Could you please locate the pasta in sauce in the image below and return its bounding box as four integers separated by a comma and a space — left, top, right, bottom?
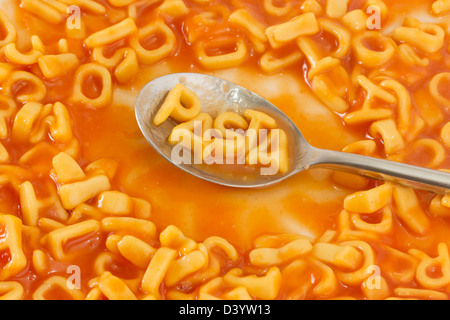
0, 0, 448, 300
154, 84, 290, 175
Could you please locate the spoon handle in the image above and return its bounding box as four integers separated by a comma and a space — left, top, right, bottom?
310, 148, 450, 194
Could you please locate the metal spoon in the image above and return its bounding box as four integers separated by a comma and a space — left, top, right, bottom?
135, 73, 450, 193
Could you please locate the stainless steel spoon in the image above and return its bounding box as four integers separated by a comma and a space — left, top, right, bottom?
135, 73, 450, 193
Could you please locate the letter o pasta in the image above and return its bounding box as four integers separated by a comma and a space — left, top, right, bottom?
72, 63, 113, 108
429, 72, 450, 107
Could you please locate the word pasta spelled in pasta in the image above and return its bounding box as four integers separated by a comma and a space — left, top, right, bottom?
153, 84, 290, 175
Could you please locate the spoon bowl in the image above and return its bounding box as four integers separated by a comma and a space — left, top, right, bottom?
136, 73, 450, 193
135, 73, 310, 188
